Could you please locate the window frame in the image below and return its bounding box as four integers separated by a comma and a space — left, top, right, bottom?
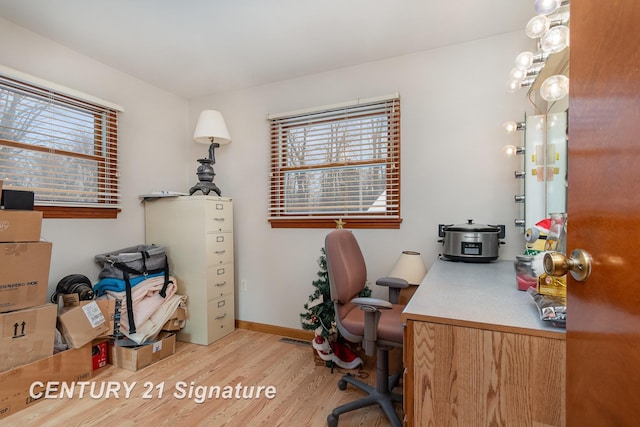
0, 66, 122, 219
268, 94, 401, 229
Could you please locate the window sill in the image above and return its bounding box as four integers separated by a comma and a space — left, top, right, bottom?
35, 206, 120, 219
269, 218, 402, 229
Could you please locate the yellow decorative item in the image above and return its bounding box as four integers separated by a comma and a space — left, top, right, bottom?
537, 271, 567, 298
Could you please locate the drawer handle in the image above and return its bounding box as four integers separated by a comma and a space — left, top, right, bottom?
213, 217, 225, 221
214, 250, 226, 254
215, 313, 227, 320
215, 281, 226, 287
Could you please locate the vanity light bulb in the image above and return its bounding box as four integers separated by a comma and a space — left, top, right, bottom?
502, 145, 518, 157
535, 0, 563, 15
515, 51, 534, 70
525, 15, 551, 39
503, 121, 525, 134
540, 75, 570, 102
541, 25, 570, 54
503, 121, 518, 133
506, 79, 522, 93
509, 67, 527, 81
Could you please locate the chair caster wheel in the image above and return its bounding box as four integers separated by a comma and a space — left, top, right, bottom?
327, 413, 338, 427
338, 379, 347, 390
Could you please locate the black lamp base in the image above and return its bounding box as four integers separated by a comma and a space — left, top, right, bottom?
189, 157, 222, 196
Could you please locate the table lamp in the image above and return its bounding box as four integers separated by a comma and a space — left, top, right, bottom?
189, 110, 231, 196
389, 251, 427, 285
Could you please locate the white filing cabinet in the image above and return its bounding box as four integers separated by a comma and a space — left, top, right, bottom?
144, 195, 234, 345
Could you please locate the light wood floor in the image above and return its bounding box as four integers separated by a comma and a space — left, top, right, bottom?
2, 329, 399, 427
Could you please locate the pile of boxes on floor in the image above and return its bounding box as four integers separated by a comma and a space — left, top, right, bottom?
0, 184, 185, 421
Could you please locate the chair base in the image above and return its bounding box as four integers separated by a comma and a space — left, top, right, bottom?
327, 349, 403, 427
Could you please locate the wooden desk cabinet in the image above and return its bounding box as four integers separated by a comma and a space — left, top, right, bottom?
145, 195, 235, 345
402, 260, 566, 426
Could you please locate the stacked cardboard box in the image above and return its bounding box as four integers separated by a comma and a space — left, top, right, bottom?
0, 184, 99, 421
0, 197, 55, 371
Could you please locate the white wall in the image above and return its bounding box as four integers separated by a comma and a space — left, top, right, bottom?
0, 18, 191, 297
1, 17, 536, 332
191, 32, 536, 330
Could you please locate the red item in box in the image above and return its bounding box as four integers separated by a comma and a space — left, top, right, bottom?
92, 340, 108, 370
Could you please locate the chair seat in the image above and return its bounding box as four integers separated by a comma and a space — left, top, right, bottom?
340, 303, 404, 344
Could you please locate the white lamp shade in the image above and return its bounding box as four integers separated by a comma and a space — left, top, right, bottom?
389, 251, 427, 285
193, 110, 231, 145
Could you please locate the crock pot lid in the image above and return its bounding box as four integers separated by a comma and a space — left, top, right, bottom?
444, 220, 500, 232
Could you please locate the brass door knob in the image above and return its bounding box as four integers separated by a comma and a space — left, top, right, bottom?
544, 249, 593, 282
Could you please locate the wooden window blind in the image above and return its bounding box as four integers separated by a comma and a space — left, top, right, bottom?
268, 94, 401, 229
0, 67, 122, 218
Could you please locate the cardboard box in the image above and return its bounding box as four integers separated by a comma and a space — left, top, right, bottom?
92, 339, 109, 370
0, 343, 92, 420
161, 306, 186, 331
57, 301, 110, 349
0, 242, 52, 313
110, 332, 176, 371
0, 210, 42, 243
0, 304, 57, 372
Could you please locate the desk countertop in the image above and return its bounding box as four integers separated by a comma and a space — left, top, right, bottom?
402, 258, 566, 339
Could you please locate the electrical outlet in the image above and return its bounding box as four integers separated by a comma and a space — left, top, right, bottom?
240, 279, 247, 291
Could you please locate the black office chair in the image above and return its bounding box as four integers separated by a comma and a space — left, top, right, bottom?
324, 229, 407, 427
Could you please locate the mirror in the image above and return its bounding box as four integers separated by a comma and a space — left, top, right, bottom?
523, 110, 567, 228
506, 3, 570, 232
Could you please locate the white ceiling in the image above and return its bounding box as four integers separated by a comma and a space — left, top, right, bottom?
0, 0, 534, 99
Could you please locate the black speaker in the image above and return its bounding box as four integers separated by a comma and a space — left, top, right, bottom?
1, 189, 35, 210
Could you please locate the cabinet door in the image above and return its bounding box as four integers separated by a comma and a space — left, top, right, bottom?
206, 232, 233, 266
205, 200, 233, 232
207, 264, 233, 298
409, 321, 565, 426
207, 294, 235, 343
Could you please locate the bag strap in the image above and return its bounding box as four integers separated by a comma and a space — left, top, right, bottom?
159, 255, 172, 298
111, 252, 174, 335
111, 253, 173, 296
122, 270, 137, 334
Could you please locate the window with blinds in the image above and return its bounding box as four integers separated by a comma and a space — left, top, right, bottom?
0, 70, 121, 218
268, 94, 401, 229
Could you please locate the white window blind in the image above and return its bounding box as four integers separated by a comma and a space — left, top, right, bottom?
268, 94, 400, 228
0, 70, 121, 210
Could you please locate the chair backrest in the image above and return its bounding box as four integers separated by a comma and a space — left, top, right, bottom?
325, 229, 367, 306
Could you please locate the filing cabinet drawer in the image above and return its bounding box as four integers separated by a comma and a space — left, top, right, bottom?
207, 264, 234, 298
206, 232, 233, 265
207, 294, 234, 343
205, 200, 233, 232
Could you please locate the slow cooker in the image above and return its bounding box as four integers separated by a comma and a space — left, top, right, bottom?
438, 220, 506, 262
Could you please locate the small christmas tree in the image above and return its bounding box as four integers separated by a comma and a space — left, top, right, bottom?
300, 247, 337, 337
301, 245, 372, 369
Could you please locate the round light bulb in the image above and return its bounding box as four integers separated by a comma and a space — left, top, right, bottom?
540, 75, 569, 102
541, 25, 570, 53
506, 79, 521, 93
526, 15, 551, 38
535, 0, 562, 15
509, 67, 527, 81
503, 121, 519, 134
515, 51, 534, 70
502, 145, 518, 157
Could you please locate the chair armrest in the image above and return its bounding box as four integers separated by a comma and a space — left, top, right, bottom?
351, 297, 392, 356
376, 276, 409, 289
376, 276, 409, 304
351, 297, 393, 311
